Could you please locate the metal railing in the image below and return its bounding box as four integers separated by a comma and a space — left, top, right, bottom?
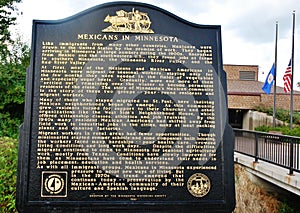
233, 128, 300, 175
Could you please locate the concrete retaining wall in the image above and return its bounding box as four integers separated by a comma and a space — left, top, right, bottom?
243, 110, 284, 130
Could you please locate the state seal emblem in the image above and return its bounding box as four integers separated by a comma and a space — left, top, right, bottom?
187, 173, 211, 197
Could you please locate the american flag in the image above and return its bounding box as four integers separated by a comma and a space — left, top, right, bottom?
283, 59, 292, 93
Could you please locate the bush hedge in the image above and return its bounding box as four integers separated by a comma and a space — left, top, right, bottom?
0, 137, 18, 213
255, 125, 300, 137
0, 113, 22, 139
254, 106, 300, 125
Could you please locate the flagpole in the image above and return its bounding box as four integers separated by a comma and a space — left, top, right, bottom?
273, 21, 278, 128
290, 11, 295, 130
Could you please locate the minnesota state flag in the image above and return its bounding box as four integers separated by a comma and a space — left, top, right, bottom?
262, 63, 275, 94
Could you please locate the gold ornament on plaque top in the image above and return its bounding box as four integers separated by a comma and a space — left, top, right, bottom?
102, 8, 154, 33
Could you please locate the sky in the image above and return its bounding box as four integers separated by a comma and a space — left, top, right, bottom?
13, 0, 300, 90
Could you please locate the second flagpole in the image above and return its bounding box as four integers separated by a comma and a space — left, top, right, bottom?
290, 11, 295, 129
273, 21, 278, 128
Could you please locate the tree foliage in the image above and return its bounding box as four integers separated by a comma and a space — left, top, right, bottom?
0, 38, 30, 110
0, 38, 30, 138
0, 0, 30, 138
0, 0, 22, 62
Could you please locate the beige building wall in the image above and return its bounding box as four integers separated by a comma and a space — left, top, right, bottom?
260, 94, 300, 111
227, 94, 300, 111
227, 95, 261, 109
224, 64, 258, 81
224, 64, 300, 111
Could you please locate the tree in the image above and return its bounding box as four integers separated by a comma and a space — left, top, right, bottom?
0, 0, 22, 62
0, 37, 30, 138
0, 38, 30, 111
0, 0, 30, 137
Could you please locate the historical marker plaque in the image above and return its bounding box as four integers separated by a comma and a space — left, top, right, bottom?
17, 2, 235, 212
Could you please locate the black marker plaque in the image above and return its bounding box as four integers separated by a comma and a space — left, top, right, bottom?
17, 2, 235, 212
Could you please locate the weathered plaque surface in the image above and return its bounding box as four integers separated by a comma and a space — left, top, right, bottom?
17, 2, 235, 212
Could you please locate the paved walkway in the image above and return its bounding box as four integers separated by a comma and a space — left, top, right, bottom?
234, 152, 300, 196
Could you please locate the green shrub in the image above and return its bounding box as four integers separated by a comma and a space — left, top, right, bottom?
0, 137, 18, 213
293, 112, 300, 125
0, 113, 21, 139
279, 199, 294, 213
254, 106, 300, 125
0, 36, 29, 139
255, 125, 272, 133
254, 105, 271, 115
255, 125, 300, 137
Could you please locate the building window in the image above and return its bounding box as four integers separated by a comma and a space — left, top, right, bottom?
239, 71, 255, 81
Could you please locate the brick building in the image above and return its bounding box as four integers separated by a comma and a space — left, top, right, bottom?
223, 64, 300, 129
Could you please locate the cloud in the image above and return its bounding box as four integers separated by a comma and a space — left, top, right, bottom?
13, 0, 300, 88
197, 0, 298, 44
